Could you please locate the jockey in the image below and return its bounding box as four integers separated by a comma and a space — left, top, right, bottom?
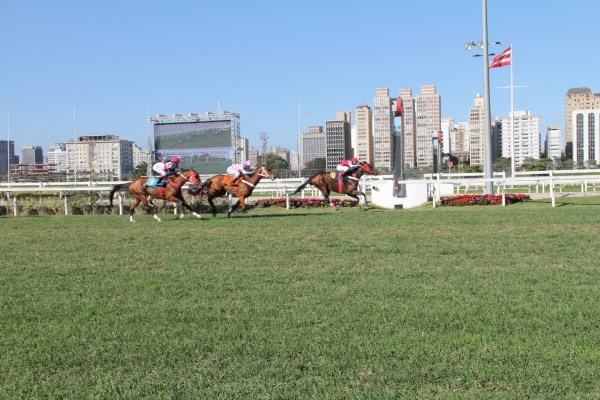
336, 157, 360, 181
226, 160, 253, 186
152, 156, 180, 185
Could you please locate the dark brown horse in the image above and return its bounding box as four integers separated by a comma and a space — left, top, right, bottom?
290, 162, 378, 211
109, 169, 201, 222
199, 165, 276, 217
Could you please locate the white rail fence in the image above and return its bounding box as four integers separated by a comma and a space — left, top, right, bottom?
2, 171, 600, 215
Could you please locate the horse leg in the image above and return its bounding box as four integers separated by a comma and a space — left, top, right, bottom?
324, 189, 338, 211
227, 200, 240, 218
142, 196, 161, 221
208, 197, 218, 217
171, 194, 201, 220
129, 198, 141, 222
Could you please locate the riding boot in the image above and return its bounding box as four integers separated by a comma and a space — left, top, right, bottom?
156, 175, 165, 186
230, 176, 239, 186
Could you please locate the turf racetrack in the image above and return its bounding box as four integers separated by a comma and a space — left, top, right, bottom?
1, 199, 599, 398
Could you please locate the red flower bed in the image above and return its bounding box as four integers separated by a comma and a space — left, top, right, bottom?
255, 197, 358, 208
440, 193, 530, 206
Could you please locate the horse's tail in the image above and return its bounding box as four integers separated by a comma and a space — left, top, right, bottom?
109, 182, 131, 206
290, 174, 317, 196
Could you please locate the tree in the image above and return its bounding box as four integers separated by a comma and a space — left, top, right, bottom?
462, 165, 482, 173
304, 157, 326, 169
260, 153, 289, 170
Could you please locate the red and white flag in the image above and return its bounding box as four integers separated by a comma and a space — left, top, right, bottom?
489, 46, 511, 69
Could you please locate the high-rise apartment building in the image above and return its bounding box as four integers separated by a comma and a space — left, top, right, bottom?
501, 111, 540, 166
373, 88, 394, 171
470, 94, 485, 166
325, 112, 352, 171
572, 110, 600, 166
0, 140, 16, 175
65, 135, 134, 180
354, 104, 373, 164
300, 126, 326, 167
441, 117, 453, 155
21, 146, 43, 164
545, 124, 562, 161
415, 85, 441, 167
47, 144, 67, 173
399, 89, 416, 168
565, 88, 600, 159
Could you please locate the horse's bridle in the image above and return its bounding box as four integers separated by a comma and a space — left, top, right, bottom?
256, 166, 274, 180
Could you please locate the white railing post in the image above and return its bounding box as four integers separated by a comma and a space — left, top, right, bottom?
118, 193, 123, 216
13, 196, 18, 216
550, 174, 556, 208
64, 195, 68, 215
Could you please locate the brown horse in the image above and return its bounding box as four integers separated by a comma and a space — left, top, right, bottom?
109, 169, 201, 222
199, 165, 276, 218
290, 162, 378, 211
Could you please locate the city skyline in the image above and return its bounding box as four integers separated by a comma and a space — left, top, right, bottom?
2, 1, 599, 154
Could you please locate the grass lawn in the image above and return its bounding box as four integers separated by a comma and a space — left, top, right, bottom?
1, 197, 599, 399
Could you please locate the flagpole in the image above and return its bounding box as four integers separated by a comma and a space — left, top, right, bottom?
510, 43, 515, 177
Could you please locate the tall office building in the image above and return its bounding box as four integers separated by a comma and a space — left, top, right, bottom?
501, 111, 540, 166
325, 112, 352, 171
65, 135, 134, 180
572, 110, 600, 166
470, 94, 485, 166
415, 85, 441, 167
300, 126, 326, 167
545, 124, 562, 161
0, 140, 16, 175
47, 144, 67, 173
248, 147, 259, 165
373, 88, 394, 171
237, 137, 250, 162
399, 89, 416, 168
21, 146, 43, 164
441, 117, 453, 155
354, 104, 373, 164
565, 88, 600, 159
132, 144, 149, 169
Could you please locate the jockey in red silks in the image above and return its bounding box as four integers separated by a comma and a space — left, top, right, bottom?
226, 160, 253, 186
336, 157, 359, 181
152, 156, 180, 185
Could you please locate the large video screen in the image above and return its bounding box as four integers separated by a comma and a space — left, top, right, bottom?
154, 120, 234, 174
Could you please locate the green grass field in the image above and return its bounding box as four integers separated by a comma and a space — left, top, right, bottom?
1, 198, 599, 399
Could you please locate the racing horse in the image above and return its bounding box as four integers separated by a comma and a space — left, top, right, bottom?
109, 169, 202, 222
290, 162, 378, 211
199, 165, 276, 218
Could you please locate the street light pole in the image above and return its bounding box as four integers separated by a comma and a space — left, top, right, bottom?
481, 0, 493, 195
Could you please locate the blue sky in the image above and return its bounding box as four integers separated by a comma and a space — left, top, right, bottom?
2, 0, 599, 155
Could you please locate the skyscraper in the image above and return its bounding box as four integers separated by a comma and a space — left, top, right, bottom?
373, 88, 394, 171
415, 85, 441, 167
47, 144, 67, 173
565, 88, 600, 159
0, 140, 16, 175
469, 94, 485, 166
399, 89, 416, 168
354, 104, 373, 164
572, 110, 600, 166
325, 112, 351, 171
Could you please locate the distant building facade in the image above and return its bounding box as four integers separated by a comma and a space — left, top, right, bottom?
565, 87, 600, 159
572, 110, 600, 166
399, 88, 416, 168
0, 140, 16, 175
325, 112, 352, 171
545, 124, 562, 160
301, 126, 326, 167
21, 146, 43, 164
66, 135, 134, 180
501, 111, 541, 166
373, 88, 394, 170
47, 144, 67, 173
354, 104, 373, 164
415, 85, 441, 168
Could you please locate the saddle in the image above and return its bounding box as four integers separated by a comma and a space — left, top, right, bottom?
144, 177, 165, 188
223, 175, 243, 186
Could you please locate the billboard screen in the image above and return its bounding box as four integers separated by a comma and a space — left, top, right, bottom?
154, 120, 233, 174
